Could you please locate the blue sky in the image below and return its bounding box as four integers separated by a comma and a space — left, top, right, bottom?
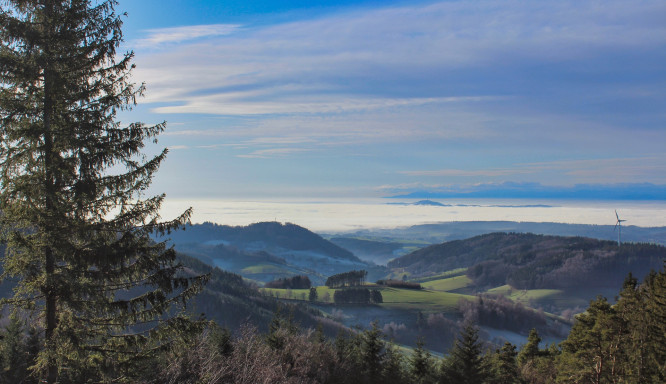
116, 0, 666, 200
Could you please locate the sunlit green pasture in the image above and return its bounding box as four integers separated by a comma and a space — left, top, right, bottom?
487, 285, 563, 304
241, 264, 290, 274
410, 268, 468, 283
421, 275, 472, 292
485, 285, 586, 313
377, 287, 473, 313
261, 285, 473, 313
261, 286, 338, 303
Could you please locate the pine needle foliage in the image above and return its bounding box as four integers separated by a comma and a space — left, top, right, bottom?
0, 1, 206, 382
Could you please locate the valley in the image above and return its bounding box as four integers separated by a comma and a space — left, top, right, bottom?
158, 220, 666, 352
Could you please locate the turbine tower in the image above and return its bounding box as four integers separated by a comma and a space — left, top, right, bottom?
614, 210, 627, 246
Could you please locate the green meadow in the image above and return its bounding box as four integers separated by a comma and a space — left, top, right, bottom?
241, 264, 290, 274
377, 287, 473, 312
410, 268, 468, 283
261, 285, 474, 313
421, 275, 473, 292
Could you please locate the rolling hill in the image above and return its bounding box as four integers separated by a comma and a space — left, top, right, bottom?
161, 222, 382, 284
388, 232, 666, 301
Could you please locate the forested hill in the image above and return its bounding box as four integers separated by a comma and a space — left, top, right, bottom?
166, 222, 360, 262
160, 253, 344, 336
388, 233, 666, 290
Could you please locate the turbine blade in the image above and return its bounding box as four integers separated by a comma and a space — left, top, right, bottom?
615, 210, 620, 220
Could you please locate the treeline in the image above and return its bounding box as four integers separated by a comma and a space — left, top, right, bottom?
376, 279, 422, 289
265, 275, 312, 289
2, 264, 665, 383
465, 238, 666, 290
326, 270, 368, 288
458, 295, 570, 338
174, 264, 664, 384
334, 288, 383, 304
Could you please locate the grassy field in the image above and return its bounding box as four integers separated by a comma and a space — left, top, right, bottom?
261, 285, 474, 313
421, 275, 472, 292
487, 285, 562, 303
261, 286, 338, 303
409, 268, 468, 283
241, 264, 291, 274
485, 285, 589, 313
378, 287, 473, 312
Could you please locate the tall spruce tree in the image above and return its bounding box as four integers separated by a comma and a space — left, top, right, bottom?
557, 297, 627, 384
0, 1, 205, 382
441, 324, 490, 384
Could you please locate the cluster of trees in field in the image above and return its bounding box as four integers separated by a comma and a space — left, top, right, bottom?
265, 275, 312, 289
376, 279, 422, 289
457, 295, 570, 338
325, 270, 368, 288
333, 288, 383, 304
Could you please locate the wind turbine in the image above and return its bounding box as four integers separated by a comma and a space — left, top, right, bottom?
614, 210, 627, 246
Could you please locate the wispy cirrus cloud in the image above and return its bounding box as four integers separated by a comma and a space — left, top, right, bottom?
152, 94, 495, 116
136, 23, 241, 47
237, 147, 312, 159
400, 168, 530, 177
134, 0, 665, 146
131, 0, 666, 198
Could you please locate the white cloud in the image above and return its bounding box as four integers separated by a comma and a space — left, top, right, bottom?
132, 0, 665, 183
400, 168, 533, 177
151, 94, 495, 116
237, 148, 312, 159
167, 145, 189, 150
136, 24, 241, 47
133, 0, 665, 122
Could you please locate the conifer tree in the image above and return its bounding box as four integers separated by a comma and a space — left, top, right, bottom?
642, 268, 666, 382
517, 328, 541, 367
615, 270, 666, 382
557, 297, 627, 384
360, 321, 385, 383
0, 1, 205, 382
1, 315, 29, 383
488, 342, 520, 384
409, 338, 435, 384
309, 287, 318, 302
441, 324, 489, 384
382, 342, 406, 384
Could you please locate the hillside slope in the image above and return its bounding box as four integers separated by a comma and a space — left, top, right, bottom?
162, 222, 378, 284
177, 253, 343, 335
389, 233, 666, 291
328, 237, 405, 265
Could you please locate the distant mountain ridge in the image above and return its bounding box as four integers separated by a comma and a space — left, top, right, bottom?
340, 221, 666, 246
388, 182, 666, 200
